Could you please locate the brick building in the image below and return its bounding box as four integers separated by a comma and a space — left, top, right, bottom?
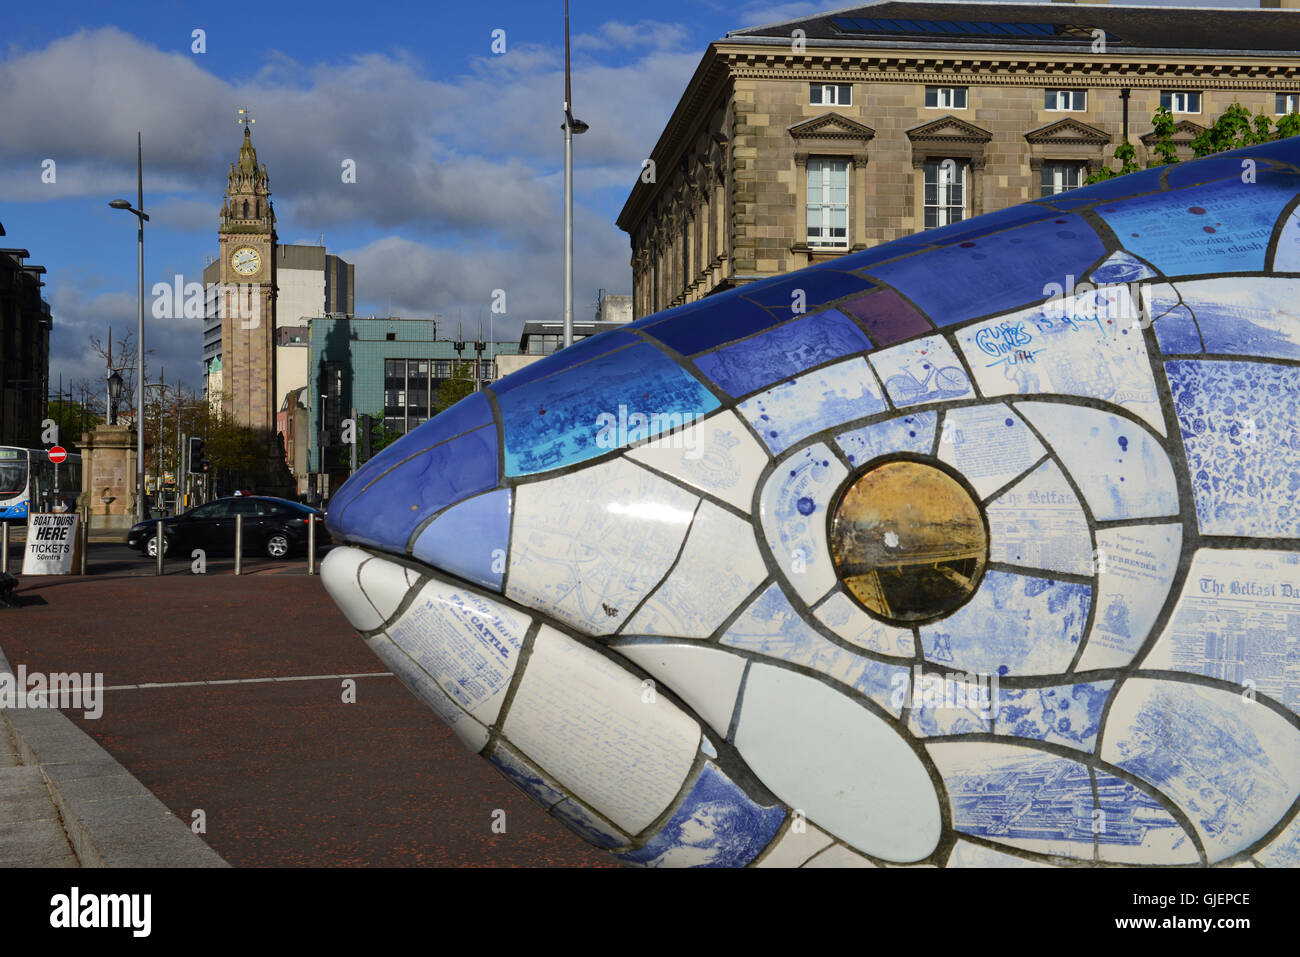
617, 1, 1300, 316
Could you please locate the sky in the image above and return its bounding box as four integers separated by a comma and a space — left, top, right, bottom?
0, 0, 1263, 395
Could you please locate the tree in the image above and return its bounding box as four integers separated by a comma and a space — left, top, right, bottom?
435, 362, 477, 414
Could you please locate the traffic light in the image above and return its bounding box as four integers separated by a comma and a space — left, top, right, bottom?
189, 437, 205, 473
201, 459, 210, 473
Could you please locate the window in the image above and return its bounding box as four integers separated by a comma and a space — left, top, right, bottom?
1278, 93, 1300, 115
1040, 162, 1084, 197
925, 86, 967, 110
806, 158, 849, 249
1044, 89, 1086, 111
923, 160, 966, 229
811, 83, 853, 106
1160, 91, 1201, 114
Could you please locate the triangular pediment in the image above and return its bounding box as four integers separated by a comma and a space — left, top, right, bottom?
1025, 118, 1111, 146
788, 112, 876, 142
906, 115, 993, 144
1140, 119, 1206, 145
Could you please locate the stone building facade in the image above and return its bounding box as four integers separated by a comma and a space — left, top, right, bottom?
617, 1, 1300, 316
0, 237, 51, 448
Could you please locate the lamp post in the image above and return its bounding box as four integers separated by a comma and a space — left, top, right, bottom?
109, 131, 149, 521
562, 0, 588, 349
107, 371, 124, 426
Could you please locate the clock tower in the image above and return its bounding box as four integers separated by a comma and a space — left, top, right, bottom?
217, 122, 277, 437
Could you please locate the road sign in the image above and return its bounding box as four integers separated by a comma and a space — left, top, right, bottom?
48, 445, 67, 465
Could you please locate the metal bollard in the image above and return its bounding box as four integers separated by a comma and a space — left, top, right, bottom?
1, 521, 8, 575
306, 515, 317, 575
234, 513, 243, 576
79, 507, 89, 576
155, 521, 165, 576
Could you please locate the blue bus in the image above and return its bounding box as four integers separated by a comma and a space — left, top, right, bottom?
0, 446, 83, 522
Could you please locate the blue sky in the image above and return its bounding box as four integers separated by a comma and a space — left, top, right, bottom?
0, 0, 1261, 393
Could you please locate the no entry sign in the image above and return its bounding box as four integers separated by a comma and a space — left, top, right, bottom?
48, 446, 67, 465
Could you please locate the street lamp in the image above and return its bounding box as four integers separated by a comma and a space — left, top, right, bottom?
562, 0, 588, 350
109, 132, 149, 521
107, 371, 124, 426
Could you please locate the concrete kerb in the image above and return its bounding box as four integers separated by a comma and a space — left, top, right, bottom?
0, 644, 228, 868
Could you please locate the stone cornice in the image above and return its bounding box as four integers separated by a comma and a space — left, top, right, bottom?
1024, 118, 1112, 146
788, 112, 877, 142
907, 116, 994, 145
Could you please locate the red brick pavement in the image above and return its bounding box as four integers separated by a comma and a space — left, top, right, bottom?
0, 574, 614, 867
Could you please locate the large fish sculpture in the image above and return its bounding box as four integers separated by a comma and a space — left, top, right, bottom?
321, 137, 1300, 867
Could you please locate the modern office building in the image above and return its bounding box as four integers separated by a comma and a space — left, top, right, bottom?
0, 231, 52, 448
617, 0, 1300, 315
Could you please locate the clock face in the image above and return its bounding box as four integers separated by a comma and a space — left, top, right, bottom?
230, 246, 262, 277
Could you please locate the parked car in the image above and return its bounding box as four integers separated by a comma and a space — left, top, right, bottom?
127, 496, 330, 559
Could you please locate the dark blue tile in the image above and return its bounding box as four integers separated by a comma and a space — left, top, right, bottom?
489, 329, 640, 396
693, 309, 872, 397
1034, 166, 1168, 209
497, 342, 720, 476
411, 488, 512, 590
740, 269, 875, 312
325, 391, 494, 524
639, 292, 782, 356
325, 424, 499, 553
865, 214, 1106, 327
1152, 304, 1203, 354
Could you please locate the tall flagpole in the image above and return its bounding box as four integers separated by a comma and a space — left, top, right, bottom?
563, 0, 574, 349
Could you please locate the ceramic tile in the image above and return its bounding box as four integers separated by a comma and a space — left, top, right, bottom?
835, 411, 936, 467
362, 631, 489, 752
358, 553, 415, 624
1076, 524, 1182, 671
639, 293, 781, 356
1254, 813, 1300, 868
739, 358, 887, 455
319, 546, 384, 632
863, 214, 1106, 328
836, 287, 933, 347
1143, 549, 1300, 716
489, 329, 640, 397
551, 799, 633, 850
624, 503, 767, 638
1093, 771, 1199, 865
488, 741, 567, 809
501, 625, 700, 834
803, 844, 878, 867
757, 443, 847, 606
722, 584, 908, 715
410, 489, 512, 591
753, 821, 834, 868
1096, 173, 1297, 276
384, 578, 532, 725
1274, 207, 1300, 272
615, 763, 786, 867
937, 404, 1045, 499
956, 290, 1165, 433
947, 840, 1051, 867
906, 679, 993, 739
507, 458, 698, 635
613, 642, 748, 737
920, 571, 1090, 677
626, 409, 768, 513
1153, 277, 1300, 361
812, 590, 914, 658
994, 681, 1113, 752
986, 461, 1093, 576
928, 742, 1097, 859
692, 309, 871, 398
1166, 359, 1300, 538
1016, 402, 1179, 521
1089, 250, 1159, 284
1101, 678, 1300, 863
734, 663, 942, 863
741, 267, 875, 313
870, 335, 975, 408
497, 342, 719, 477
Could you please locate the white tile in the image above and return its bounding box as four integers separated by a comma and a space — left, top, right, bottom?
753, 822, 834, 868
358, 554, 413, 624
738, 357, 887, 454
502, 625, 700, 834
937, 403, 1045, 499
1101, 678, 1300, 863
626, 409, 769, 512
363, 632, 489, 752
734, 663, 942, 863
955, 288, 1164, 434
625, 502, 767, 638
320, 546, 384, 632
987, 460, 1093, 575
1077, 524, 1182, 671
613, 642, 747, 738
383, 578, 532, 725
1254, 813, 1300, 868
869, 334, 975, 408
803, 844, 878, 867
813, 590, 914, 658
1016, 402, 1178, 520
758, 443, 847, 607
947, 840, 1050, 867
507, 458, 698, 636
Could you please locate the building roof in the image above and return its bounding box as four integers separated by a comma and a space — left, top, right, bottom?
729, 1, 1300, 55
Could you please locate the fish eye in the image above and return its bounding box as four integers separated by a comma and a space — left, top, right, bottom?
829, 458, 988, 624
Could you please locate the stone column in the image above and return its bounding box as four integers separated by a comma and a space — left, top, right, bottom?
79, 424, 144, 529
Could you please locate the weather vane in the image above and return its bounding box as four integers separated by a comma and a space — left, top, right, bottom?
236, 107, 255, 130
